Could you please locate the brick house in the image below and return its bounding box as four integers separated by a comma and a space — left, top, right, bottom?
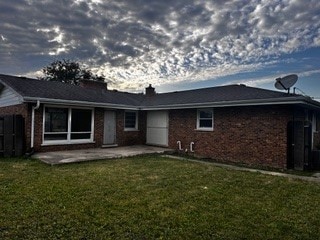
0, 74, 320, 170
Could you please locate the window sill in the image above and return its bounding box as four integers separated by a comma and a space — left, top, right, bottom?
124, 129, 139, 132
195, 128, 214, 132
41, 140, 95, 146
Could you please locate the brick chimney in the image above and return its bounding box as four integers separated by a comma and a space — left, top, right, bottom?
79, 79, 107, 91
145, 84, 156, 96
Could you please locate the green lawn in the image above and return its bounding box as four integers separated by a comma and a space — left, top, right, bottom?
1, 156, 320, 239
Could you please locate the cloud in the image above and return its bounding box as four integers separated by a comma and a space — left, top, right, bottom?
0, 0, 319, 90
224, 69, 320, 90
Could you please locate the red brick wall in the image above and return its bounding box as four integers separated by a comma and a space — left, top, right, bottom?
33, 104, 43, 151
94, 108, 104, 147
34, 106, 103, 152
115, 110, 146, 146
0, 103, 297, 169
168, 105, 293, 169
32, 106, 146, 152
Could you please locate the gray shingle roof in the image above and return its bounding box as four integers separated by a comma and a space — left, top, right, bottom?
1, 74, 318, 109
0, 74, 144, 107
142, 84, 292, 107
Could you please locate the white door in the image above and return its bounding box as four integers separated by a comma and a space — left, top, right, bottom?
146, 111, 168, 146
103, 111, 116, 145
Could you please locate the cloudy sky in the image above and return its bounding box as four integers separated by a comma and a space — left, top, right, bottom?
1, 0, 320, 99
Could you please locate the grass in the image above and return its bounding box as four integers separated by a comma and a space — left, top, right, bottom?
0, 155, 320, 239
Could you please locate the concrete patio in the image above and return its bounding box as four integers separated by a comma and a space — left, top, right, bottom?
32, 145, 320, 183
33, 145, 173, 165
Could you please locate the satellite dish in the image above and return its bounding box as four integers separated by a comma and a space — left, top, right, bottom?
274, 74, 298, 93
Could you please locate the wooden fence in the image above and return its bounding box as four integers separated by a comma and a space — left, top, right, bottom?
0, 115, 25, 157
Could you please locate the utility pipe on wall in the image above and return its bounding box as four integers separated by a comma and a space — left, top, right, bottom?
190, 142, 194, 153
31, 100, 40, 149
177, 141, 182, 151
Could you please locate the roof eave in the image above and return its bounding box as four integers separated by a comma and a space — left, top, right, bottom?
19, 95, 320, 111
140, 96, 320, 110
23, 97, 139, 110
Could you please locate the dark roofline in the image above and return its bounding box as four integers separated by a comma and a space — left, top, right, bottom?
1, 74, 320, 110
22, 92, 320, 111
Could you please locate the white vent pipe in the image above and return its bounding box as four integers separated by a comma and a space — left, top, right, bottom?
190, 142, 194, 153
177, 141, 182, 151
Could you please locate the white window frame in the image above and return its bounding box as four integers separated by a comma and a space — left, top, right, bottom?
197, 108, 214, 131
42, 105, 94, 145
124, 110, 138, 131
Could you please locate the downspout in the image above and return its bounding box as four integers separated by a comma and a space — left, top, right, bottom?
30, 100, 40, 151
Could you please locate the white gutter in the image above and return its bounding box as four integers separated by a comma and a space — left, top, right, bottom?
23, 96, 320, 111
31, 100, 40, 149
140, 98, 318, 110
23, 97, 139, 110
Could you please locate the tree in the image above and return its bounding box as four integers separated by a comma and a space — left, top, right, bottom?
40, 59, 105, 85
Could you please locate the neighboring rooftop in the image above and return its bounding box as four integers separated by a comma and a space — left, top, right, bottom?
0, 74, 319, 110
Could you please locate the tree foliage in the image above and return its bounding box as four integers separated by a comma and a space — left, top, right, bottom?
40, 59, 105, 85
